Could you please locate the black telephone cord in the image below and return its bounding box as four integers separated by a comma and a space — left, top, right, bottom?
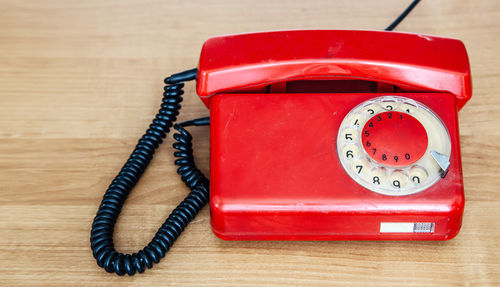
90, 69, 210, 276
385, 0, 421, 31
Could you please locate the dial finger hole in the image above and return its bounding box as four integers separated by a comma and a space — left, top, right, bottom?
370, 167, 387, 185
401, 103, 417, 114
409, 166, 428, 185
381, 100, 399, 111
342, 128, 358, 142
351, 158, 370, 177
390, 171, 408, 189
342, 144, 360, 160
347, 113, 365, 128
362, 104, 382, 116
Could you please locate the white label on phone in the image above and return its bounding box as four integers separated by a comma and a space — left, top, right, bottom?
380, 222, 435, 233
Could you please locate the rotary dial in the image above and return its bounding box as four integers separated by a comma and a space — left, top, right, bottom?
337, 96, 451, 196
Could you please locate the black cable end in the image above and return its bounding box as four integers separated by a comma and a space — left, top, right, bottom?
178, 116, 210, 127
165, 68, 198, 84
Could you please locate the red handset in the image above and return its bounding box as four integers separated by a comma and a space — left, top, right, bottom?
198, 30, 471, 240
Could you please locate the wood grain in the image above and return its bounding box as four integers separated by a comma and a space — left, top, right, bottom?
0, 0, 499, 286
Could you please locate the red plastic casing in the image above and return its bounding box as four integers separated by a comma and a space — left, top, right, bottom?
196, 30, 472, 240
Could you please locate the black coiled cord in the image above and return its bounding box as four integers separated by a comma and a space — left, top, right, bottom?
90, 68, 210, 276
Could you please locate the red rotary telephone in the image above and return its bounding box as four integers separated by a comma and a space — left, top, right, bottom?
90, 1, 472, 276
199, 30, 471, 240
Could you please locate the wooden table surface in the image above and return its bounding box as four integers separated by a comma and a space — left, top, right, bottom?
1, 0, 499, 286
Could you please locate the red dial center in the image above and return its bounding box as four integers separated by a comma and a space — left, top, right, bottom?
361, 111, 428, 167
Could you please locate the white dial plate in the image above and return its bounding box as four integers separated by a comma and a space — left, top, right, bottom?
337, 96, 452, 196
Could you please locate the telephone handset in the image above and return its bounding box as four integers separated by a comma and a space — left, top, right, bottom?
91, 30, 472, 276
197, 30, 471, 109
